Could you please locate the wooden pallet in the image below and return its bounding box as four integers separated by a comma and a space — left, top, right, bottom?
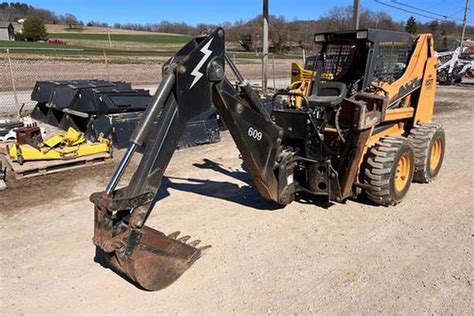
0, 141, 14, 155
2, 152, 112, 180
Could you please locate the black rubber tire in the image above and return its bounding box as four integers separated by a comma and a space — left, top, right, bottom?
408, 124, 445, 183
363, 137, 415, 206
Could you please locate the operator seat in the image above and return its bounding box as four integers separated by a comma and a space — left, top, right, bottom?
307, 81, 347, 108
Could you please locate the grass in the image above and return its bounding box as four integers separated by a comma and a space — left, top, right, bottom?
48, 32, 192, 44
0, 39, 300, 60
0, 40, 83, 49
64, 27, 85, 32
0, 40, 176, 56
1, 49, 174, 59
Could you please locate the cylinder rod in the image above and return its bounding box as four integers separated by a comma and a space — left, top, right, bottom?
130, 71, 176, 146
106, 143, 137, 194
105, 69, 176, 194
225, 53, 245, 83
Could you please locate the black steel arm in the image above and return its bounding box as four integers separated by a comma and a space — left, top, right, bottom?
100, 28, 293, 229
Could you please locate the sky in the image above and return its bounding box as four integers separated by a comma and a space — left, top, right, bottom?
20, 0, 471, 26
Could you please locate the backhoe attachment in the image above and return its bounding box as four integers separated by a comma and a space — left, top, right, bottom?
90, 28, 288, 290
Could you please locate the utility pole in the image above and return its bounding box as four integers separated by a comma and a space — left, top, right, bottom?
262, 0, 269, 94
460, 0, 470, 50
353, 0, 361, 29
107, 27, 112, 48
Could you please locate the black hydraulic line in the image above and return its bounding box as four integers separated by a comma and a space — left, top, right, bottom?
225, 53, 273, 123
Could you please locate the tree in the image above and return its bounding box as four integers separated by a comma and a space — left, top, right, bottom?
269, 15, 289, 54
442, 36, 448, 50
0, 2, 58, 23
428, 20, 439, 35
62, 13, 79, 29
405, 16, 417, 34
22, 17, 47, 41
239, 33, 255, 52
439, 21, 457, 35
319, 6, 352, 31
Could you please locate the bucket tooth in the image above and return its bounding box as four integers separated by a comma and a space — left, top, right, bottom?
198, 245, 212, 254
167, 231, 181, 239
188, 240, 201, 247
178, 235, 191, 243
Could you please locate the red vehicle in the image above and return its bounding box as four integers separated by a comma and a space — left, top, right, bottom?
47, 38, 66, 45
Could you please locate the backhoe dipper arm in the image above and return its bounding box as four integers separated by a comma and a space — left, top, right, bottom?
211, 59, 288, 204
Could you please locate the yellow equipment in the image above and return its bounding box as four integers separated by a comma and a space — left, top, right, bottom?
8, 128, 111, 164
289, 62, 335, 108
289, 63, 315, 108
285, 29, 443, 203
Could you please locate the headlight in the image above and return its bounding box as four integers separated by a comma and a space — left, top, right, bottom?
314, 34, 325, 43
356, 30, 368, 39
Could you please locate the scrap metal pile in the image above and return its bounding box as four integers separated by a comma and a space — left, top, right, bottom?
7, 124, 111, 165
30, 80, 220, 148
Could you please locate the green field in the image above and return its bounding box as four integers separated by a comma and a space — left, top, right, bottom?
0, 38, 298, 60
0, 40, 83, 49
0, 41, 176, 59
49, 32, 192, 44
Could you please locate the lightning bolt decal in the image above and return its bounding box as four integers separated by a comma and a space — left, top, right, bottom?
189, 38, 214, 89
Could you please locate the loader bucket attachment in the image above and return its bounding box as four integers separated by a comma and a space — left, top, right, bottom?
92, 196, 209, 291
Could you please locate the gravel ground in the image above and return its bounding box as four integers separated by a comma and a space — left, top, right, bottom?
0, 84, 473, 314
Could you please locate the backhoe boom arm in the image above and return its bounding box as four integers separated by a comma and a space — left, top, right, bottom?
107, 28, 289, 228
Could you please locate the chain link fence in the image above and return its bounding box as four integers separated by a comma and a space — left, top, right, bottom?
0, 48, 298, 120
0, 49, 166, 119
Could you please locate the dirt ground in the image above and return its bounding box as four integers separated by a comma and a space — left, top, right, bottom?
0, 84, 473, 314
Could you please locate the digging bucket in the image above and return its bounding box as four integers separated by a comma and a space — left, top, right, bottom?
92, 193, 209, 291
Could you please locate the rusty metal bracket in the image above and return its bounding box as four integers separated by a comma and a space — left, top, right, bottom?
90, 191, 154, 212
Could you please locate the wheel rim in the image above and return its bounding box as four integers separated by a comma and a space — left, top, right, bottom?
395, 153, 411, 192
430, 138, 443, 171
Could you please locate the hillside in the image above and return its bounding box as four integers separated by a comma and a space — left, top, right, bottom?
46, 26, 192, 51
0, 24, 193, 55
45, 24, 185, 36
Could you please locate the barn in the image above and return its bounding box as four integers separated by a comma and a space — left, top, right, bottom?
0, 22, 15, 41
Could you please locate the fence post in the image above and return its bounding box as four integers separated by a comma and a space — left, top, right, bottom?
103, 50, 111, 81
272, 53, 276, 91
6, 49, 21, 118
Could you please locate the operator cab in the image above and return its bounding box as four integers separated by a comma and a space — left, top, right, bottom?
271, 29, 415, 164
310, 29, 414, 98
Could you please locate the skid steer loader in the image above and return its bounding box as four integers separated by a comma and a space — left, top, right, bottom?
90, 28, 445, 290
